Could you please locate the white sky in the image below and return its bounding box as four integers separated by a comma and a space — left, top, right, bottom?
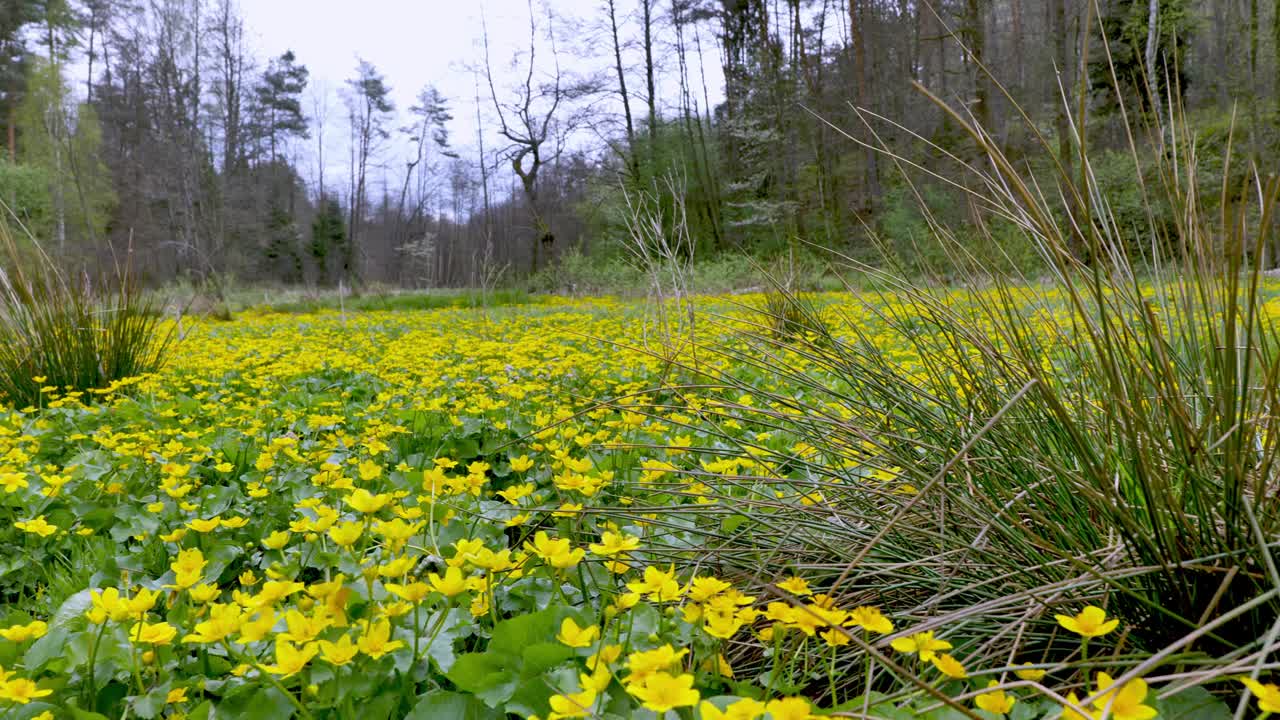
237, 0, 726, 199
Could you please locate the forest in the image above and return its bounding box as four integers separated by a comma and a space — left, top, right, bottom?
0, 0, 1276, 290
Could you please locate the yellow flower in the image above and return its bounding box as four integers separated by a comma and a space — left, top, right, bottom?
262, 530, 291, 550
87, 587, 128, 623
279, 608, 333, 643
1091, 672, 1157, 720
626, 671, 700, 713
0, 621, 47, 643
764, 697, 816, 720
699, 698, 767, 720
1014, 662, 1047, 681
524, 531, 585, 569
385, 581, 431, 603
328, 520, 363, 547
847, 605, 894, 635
377, 555, 416, 578
703, 609, 746, 639
166, 687, 188, 704
125, 588, 161, 616
357, 459, 383, 481
0, 677, 52, 704
509, 455, 535, 473
776, 576, 812, 597
930, 653, 967, 679
548, 687, 596, 718
1240, 677, 1280, 714
589, 531, 640, 557
626, 644, 688, 681
356, 618, 405, 658
187, 517, 221, 533
14, 516, 58, 538
686, 576, 732, 603
237, 610, 277, 643
261, 639, 318, 678
1061, 693, 1092, 720
428, 567, 469, 597
556, 617, 599, 648
0, 472, 29, 493
129, 621, 178, 645
890, 630, 953, 662
182, 603, 245, 644
626, 565, 683, 602
318, 634, 360, 665
1055, 606, 1118, 639
974, 680, 1016, 715
345, 488, 391, 514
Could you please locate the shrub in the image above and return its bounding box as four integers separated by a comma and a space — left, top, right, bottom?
635, 70, 1280, 708
0, 220, 174, 408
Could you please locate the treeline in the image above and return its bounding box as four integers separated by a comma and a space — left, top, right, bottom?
0, 0, 1276, 289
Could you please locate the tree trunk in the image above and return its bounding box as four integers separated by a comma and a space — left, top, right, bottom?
963, 0, 989, 128
1145, 0, 1160, 111
642, 0, 658, 144
606, 0, 639, 180
849, 0, 881, 212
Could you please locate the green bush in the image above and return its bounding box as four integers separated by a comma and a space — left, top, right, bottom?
0, 221, 174, 408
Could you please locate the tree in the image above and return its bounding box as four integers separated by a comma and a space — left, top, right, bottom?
604, 0, 638, 180
343, 59, 393, 282
1089, 0, 1194, 114
0, 1, 39, 162
17, 57, 114, 254
255, 50, 308, 164
310, 194, 346, 285
482, 0, 586, 274
207, 0, 249, 172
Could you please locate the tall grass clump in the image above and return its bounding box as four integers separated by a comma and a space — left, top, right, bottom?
631, 54, 1280, 710
0, 218, 173, 408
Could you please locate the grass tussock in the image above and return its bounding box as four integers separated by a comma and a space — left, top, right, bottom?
632, 64, 1280, 713
0, 218, 173, 408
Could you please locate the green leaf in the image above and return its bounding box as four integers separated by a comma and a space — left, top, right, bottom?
521, 642, 574, 676
406, 691, 502, 720
720, 514, 749, 533
447, 652, 519, 706
214, 686, 295, 720
1151, 687, 1231, 720
130, 681, 173, 719
489, 606, 565, 657
23, 626, 69, 671
51, 588, 93, 628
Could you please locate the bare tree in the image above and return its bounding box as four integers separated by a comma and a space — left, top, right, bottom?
343, 59, 394, 283
605, 0, 639, 180
482, 0, 589, 274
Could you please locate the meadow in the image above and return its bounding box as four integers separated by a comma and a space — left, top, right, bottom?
1, 276, 1278, 720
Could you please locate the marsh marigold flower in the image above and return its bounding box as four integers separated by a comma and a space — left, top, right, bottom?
556, 617, 599, 648
0, 621, 47, 643
0, 677, 52, 704
1240, 677, 1280, 714
1090, 672, 1157, 720
1055, 605, 1118, 638
765, 697, 816, 720
698, 698, 766, 720
890, 630, 953, 662
975, 680, 1016, 715
626, 671, 699, 713
547, 687, 596, 718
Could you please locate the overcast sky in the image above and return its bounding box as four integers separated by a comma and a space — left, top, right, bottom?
237, 0, 725, 193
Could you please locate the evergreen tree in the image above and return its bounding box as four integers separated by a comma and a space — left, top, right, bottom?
310, 194, 346, 285
253, 50, 309, 164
